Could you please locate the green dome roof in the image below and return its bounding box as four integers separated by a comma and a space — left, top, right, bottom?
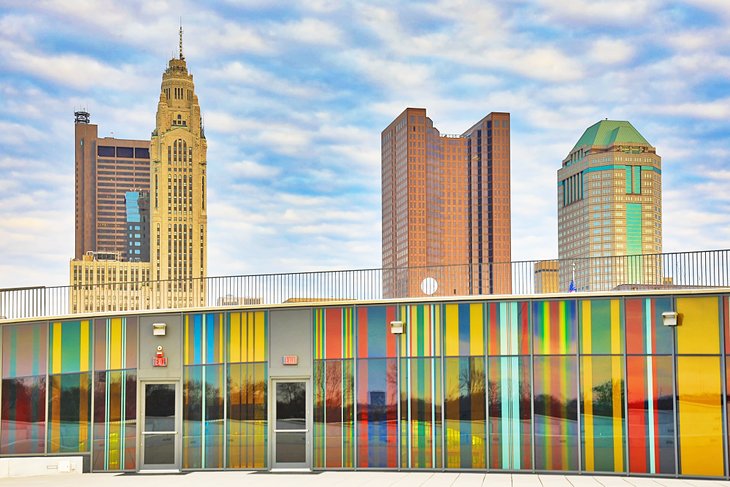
572, 120, 651, 152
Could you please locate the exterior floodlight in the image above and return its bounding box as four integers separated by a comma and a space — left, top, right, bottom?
390, 321, 405, 335
662, 311, 679, 327
152, 322, 167, 336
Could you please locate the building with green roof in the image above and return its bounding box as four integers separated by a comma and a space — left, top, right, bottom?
557, 120, 663, 292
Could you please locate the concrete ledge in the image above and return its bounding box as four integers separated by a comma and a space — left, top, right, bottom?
0, 456, 83, 478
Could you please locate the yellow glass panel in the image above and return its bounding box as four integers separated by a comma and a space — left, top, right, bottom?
676, 297, 719, 354
677, 356, 724, 476
469, 304, 484, 356
444, 304, 459, 356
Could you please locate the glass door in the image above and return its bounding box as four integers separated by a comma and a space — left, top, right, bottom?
141, 383, 179, 470
273, 380, 310, 469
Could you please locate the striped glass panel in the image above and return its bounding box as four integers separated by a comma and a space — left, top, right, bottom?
357, 306, 397, 358
488, 356, 531, 470
487, 301, 529, 356
443, 303, 485, 357
0, 375, 46, 454
312, 359, 355, 468
399, 304, 441, 358
314, 308, 355, 360
227, 362, 267, 468
92, 370, 136, 471
356, 358, 397, 467
228, 311, 267, 363
443, 357, 486, 469
49, 320, 92, 374
399, 357, 442, 469
625, 298, 673, 355
47, 372, 92, 453
532, 300, 577, 355
183, 364, 225, 468
626, 356, 674, 474
533, 356, 578, 471
184, 313, 225, 365
2, 323, 46, 378
580, 299, 624, 355
580, 356, 625, 472
93, 317, 138, 371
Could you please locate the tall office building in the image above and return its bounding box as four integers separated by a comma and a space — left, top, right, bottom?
71, 29, 207, 312
557, 120, 662, 291
74, 110, 150, 260
382, 108, 511, 298
149, 29, 208, 308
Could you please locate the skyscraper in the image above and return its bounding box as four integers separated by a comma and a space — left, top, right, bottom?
149, 28, 208, 307
381, 108, 511, 298
74, 110, 150, 260
70, 28, 207, 312
557, 120, 662, 291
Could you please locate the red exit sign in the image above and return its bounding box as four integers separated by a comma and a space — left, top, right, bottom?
153, 357, 168, 367
282, 355, 298, 365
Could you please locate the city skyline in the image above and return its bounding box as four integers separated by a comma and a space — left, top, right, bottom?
1, 1, 729, 288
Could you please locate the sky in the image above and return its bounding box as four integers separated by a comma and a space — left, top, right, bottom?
1, 0, 729, 289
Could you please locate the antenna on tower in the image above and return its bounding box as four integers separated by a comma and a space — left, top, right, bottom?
179, 19, 184, 60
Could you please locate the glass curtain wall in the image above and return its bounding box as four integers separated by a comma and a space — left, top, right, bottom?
92, 317, 138, 471
0, 317, 138, 471
311, 295, 730, 477
182, 311, 268, 469
1, 294, 730, 477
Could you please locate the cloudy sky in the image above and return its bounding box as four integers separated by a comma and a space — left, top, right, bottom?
1, 0, 729, 289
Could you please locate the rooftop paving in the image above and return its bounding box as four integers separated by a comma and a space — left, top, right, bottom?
3, 472, 730, 487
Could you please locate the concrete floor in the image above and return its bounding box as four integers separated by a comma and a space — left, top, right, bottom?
2, 472, 730, 487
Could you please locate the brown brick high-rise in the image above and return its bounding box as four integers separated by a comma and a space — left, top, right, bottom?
382, 108, 511, 298
74, 111, 150, 260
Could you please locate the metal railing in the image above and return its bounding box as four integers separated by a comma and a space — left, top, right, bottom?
1, 248, 729, 321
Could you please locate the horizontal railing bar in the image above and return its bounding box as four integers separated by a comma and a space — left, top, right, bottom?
0, 248, 728, 320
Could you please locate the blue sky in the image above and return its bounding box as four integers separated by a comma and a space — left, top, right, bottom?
1, 0, 729, 288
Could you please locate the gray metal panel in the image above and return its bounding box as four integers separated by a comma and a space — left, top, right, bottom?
269, 309, 312, 378
137, 313, 183, 380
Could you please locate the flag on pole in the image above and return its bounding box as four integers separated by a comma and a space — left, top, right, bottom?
569, 261, 577, 292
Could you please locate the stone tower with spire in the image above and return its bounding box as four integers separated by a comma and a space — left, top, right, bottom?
69, 27, 208, 313
149, 26, 208, 307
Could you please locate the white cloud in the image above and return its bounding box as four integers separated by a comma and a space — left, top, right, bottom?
210, 61, 322, 98
681, 0, 730, 17
227, 160, 281, 179
588, 38, 636, 65
535, 0, 658, 24
0, 39, 145, 91
269, 18, 343, 45
652, 98, 730, 120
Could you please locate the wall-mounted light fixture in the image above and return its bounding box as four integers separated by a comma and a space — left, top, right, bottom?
390, 321, 404, 335
152, 323, 167, 336
662, 311, 679, 327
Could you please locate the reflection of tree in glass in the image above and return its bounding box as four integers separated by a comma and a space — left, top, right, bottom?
591, 379, 624, 417
277, 382, 305, 421
534, 394, 578, 420
227, 364, 266, 422
487, 377, 532, 419
459, 365, 485, 396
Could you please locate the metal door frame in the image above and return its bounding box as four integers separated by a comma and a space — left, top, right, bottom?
269, 377, 311, 470
138, 380, 181, 471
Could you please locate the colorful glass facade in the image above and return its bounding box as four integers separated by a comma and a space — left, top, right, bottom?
0, 292, 730, 478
